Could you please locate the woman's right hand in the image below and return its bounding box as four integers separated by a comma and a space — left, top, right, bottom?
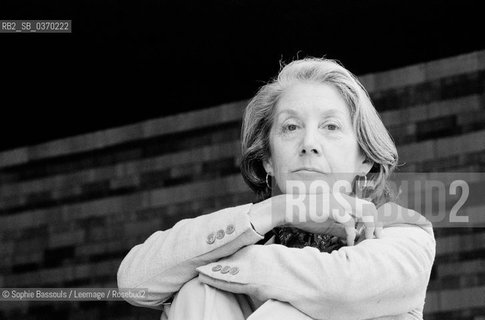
248, 192, 382, 246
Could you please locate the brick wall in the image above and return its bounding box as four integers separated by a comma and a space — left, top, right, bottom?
1, 50, 484, 319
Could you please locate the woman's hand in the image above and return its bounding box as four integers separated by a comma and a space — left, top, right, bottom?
283, 192, 382, 245
249, 192, 382, 246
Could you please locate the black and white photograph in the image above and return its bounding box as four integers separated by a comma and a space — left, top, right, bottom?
0, 1, 484, 319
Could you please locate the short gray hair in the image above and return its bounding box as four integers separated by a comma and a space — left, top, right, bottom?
240, 58, 399, 207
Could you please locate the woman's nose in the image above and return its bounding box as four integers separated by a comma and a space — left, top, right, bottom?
299, 129, 322, 156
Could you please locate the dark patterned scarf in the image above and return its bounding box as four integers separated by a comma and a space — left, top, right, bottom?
257, 226, 352, 253
273, 226, 346, 253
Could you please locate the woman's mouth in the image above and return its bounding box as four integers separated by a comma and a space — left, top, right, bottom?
292, 168, 327, 175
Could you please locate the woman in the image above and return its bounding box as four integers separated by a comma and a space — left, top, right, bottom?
117, 58, 436, 320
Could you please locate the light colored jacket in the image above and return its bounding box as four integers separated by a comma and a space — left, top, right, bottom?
117, 202, 436, 320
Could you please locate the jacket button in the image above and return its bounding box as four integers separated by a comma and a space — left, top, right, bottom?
226, 224, 235, 234
229, 267, 239, 275
221, 266, 231, 274
206, 233, 216, 244
216, 229, 225, 239
211, 264, 222, 272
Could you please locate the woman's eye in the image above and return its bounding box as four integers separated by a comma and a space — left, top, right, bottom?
325, 123, 340, 131
282, 123, 299, 132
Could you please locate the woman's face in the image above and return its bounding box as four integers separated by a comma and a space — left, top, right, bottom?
263, 81, 372, 194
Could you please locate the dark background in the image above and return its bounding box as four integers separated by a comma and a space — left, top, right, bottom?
0, 0, 483, 152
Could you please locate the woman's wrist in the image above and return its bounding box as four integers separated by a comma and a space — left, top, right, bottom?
248, 197, 286, 235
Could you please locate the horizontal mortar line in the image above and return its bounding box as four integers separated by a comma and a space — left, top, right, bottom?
380, 94, 483, 127
398, 129, 485, 162
361, 50, 485, 93
0, 140, 241, 200
436, 257, 485, 278
0, 169, 242, 215
424, 285, 485, 313
435, 229, 485, 256
0, 174, 248, 230
5, 260, 122, 287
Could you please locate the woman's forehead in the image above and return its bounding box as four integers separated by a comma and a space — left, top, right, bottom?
275, 107, 347, 119
274, 82, 351, 120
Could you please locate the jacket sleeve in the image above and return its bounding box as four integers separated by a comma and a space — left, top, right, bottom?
117, 203, 264, 310
196, 206, 436, 320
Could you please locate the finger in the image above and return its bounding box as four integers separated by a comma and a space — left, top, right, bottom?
336, 193, 367, 222
375, 226, 383, 239
330, 194, 380, 245
345, 226, 357, 246
375, 221, 384, 239
362, 214, 375, 240
344, 203, 370, 240
330, 209, 356, 246
355, 199, 379, 240
355, 222, 365, 242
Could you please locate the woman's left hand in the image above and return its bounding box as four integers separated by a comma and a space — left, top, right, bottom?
281, 192, 383, 245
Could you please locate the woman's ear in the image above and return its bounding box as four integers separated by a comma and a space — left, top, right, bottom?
263, 157, 274, 175
359, 158, 374, 176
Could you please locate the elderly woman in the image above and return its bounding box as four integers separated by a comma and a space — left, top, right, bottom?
117, 58, 436, 320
